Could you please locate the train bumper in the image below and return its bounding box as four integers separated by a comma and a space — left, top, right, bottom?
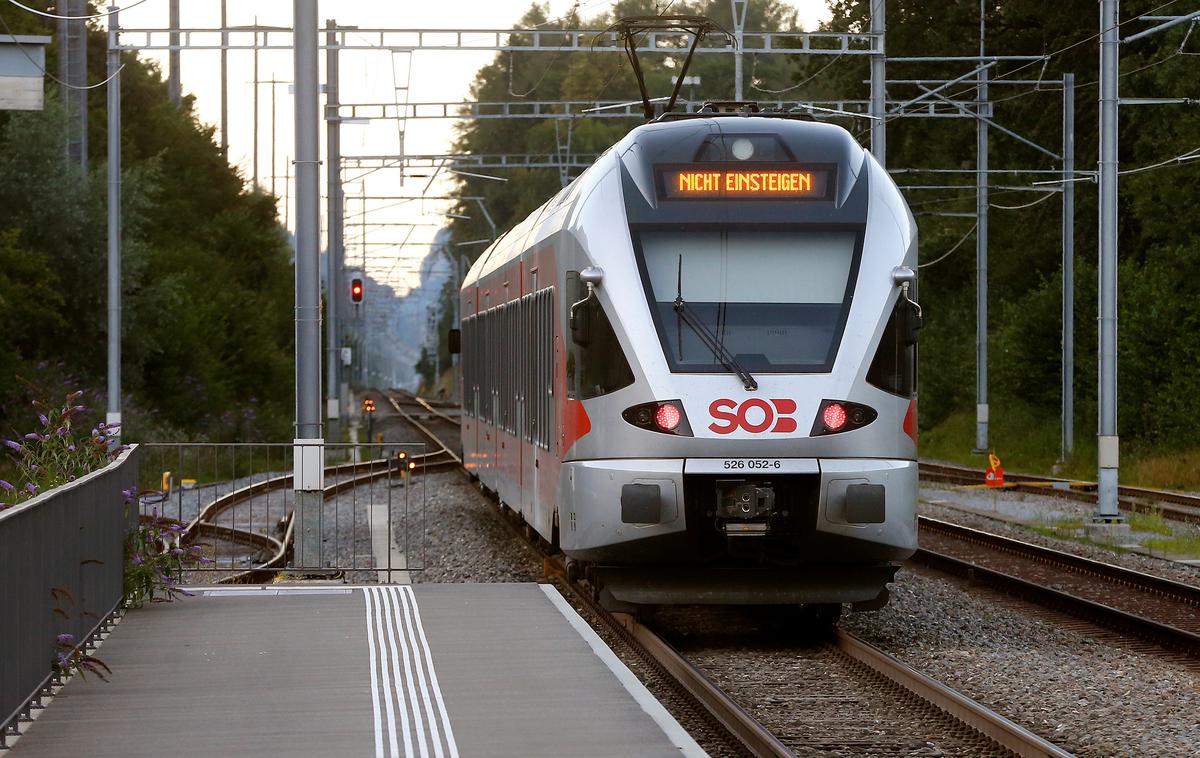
560, 457, 918, 565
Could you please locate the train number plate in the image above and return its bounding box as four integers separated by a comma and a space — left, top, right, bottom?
684, 459, 819, 474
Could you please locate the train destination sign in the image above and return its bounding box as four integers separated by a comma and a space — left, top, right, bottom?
658, 165, 834, 201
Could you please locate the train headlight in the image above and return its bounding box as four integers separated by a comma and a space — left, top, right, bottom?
811, 400, 877, 436
622, 401, 693, 436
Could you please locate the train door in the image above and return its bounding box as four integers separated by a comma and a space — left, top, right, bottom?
519, 287, 535, 526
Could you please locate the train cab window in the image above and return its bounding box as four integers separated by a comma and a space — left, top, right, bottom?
867, 296, 918, 398
566, 271, 635, 400
635, 229, 860, 374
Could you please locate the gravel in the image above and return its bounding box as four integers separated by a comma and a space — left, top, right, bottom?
844, 569, 1200, 757
920, 487, 1200, 587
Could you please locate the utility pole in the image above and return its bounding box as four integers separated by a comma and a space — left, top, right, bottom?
1061, 73, 1075, 462
293, 0, 324, 569
869, 0, 886, 164
975, 0, 989, 453
220, 0, 228, 157
731, 0, 747, 100
326, 20, 343, 438
1096, 0, 1121, 521
168, 0, 180, 105
106, 6, 121, 437
253, 18, 259, 188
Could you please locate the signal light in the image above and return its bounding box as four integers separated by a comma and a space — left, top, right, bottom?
822, 402, 847, 431
622, 400, 692, 436
655, 403, 682, 431
811, 399, 877, 436
351, 278, 364, 304
362, 398, 376, 414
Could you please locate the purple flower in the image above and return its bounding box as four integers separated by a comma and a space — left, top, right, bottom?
98, 421, 107, 430
131, 554, 143, 566
71, 405, 86, 413
56, 652, 70, 667
56, 633, 74, 644
67, 475, 76, 482
37, 413, 48, 426
25, 483, 38, 495
171, 547, 184, 556
56, 427, 67, 436
67, 444, 76, 452
3, 438, 22, 451
23, 433, 42, 442
121, 487, 134, 499
29, 464, 39, 473
0, 480, 12, 492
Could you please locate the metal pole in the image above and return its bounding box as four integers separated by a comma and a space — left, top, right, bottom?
1061, 73, 1075, 461
326, 20, 342, 436
293, 0, 324, 569
253, 20, 259, 188
168, 0, 180, 105
731, 0, 747, 101
869, 0, 886, 164
220, 0, 228, 157
271, 81, 277, 196
975, 3, 989, 453
106, 6, 122, 437
1097, 0, 1121, 519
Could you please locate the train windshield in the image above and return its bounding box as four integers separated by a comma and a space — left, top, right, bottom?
636, 229, 859, 373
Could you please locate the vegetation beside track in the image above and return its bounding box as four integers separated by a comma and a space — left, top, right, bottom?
0, 2, 295, 447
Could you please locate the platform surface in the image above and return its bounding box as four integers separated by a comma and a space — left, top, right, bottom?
12, 583, 703, 757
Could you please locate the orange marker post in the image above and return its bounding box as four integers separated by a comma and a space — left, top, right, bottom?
984, 452, 1005, 487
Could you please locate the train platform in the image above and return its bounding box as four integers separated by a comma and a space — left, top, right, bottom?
10, 583, 704, 758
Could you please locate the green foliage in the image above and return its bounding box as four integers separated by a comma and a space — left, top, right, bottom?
0, 3, 295, 442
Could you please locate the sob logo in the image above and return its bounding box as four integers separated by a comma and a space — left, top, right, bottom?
708, 398, 798, 434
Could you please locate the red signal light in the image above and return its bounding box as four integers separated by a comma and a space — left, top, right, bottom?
655, 403, 682, 432
351, 278, 364, 304
822, 402, 848, 432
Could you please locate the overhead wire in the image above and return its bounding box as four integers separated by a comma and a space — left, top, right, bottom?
5, 0, 152, 20
918, 222, 977, 268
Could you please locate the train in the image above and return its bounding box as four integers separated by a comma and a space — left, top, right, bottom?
453, 106, 921, 619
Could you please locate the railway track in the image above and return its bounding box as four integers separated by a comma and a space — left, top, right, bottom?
915, 516, 1200, 658
387, 393, 1068, 757
920, 461, 1200, 524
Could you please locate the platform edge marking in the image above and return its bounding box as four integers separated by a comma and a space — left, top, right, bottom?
377, 586, 418, 757
395, 586, 448, 758
537, 584, 709, 758
402, 586, 461, 758
368, 587, 405, 757
363, 587, 387, 758
387, 586, 432, 758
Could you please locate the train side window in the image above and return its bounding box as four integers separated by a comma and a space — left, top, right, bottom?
866, 296, 918, 398
566, 271, 635, 400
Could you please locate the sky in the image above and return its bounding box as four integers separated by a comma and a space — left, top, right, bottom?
116, 1, 833, 293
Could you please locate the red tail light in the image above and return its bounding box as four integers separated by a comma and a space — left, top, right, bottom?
811, 399, 877, 436
622, 400, 693, 436
655, 403, 682, 431
822, 402, 848, 431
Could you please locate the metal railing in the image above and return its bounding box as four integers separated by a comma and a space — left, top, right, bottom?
139, 443, 427, 582
0, 446, 138, 746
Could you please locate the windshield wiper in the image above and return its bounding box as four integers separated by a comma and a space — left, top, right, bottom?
673, 255, 758, 391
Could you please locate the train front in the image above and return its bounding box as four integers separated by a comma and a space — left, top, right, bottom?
560, 115, 920, 612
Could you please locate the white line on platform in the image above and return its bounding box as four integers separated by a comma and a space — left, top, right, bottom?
538, 584, 709, 758
362, 587, 457, 758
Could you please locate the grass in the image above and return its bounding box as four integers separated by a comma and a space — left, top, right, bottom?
1143, 535, 1200, 560
920, 403, 1200, 492
1127, 509, 1173, 536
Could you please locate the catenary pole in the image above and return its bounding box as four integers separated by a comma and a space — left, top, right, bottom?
106, 6, 121, 437
253, 19, 259, 187
220, 0, 228, 157
869, 0, 885, 164
731, 0, 747, 101
1097, 0, 1121, 519
1062, 73, 1075, 461
168, 0, 180, 104
326, 20, 343, 436
975, 1, 989, 452
293, 0, 324, 568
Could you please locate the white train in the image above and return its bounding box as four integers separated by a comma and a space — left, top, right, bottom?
454, 110, 921, 618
